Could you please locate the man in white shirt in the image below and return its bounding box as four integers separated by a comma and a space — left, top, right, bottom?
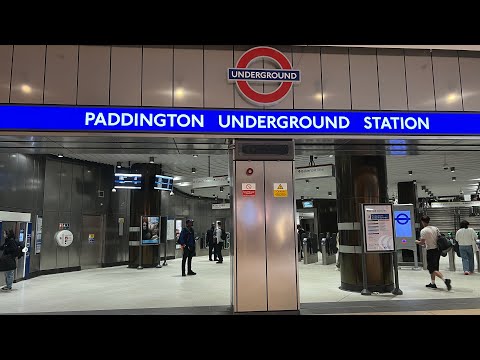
455, 220, 478, 275
215, 222, 224, 264
416, 215, 452, 291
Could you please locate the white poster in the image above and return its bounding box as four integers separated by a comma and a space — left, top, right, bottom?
167, 219, 175, 240
35, 216, 43, 254
362, 204, 395, 252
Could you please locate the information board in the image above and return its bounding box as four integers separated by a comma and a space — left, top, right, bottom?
361, 204, 395, 252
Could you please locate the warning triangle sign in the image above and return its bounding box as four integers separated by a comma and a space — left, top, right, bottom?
277, 184, 283, 189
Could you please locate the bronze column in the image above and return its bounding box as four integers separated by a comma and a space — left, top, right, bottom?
335, 155, 394, 292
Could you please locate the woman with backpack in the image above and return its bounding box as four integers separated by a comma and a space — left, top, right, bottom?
455, 220, 478, 275
0, 229, 18, 291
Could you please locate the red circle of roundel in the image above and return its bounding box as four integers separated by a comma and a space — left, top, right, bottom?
236, 47, 293, 106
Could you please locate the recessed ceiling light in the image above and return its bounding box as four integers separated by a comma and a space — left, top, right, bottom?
450, 167, 455, 172
408, 170, 413, 175
193, 154, 198, 158
149, 157, 154, 164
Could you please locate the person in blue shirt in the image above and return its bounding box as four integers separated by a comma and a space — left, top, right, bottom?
178, 219, 196, 276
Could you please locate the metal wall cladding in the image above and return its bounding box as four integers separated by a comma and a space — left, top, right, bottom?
0, 45, 479, 112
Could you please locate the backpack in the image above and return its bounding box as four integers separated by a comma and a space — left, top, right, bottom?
437, 232, 452, 254
220, 229, 226, 241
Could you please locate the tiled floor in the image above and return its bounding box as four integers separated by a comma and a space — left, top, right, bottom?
1, 253, 478, 314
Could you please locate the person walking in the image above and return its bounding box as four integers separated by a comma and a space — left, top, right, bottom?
178, 219, 196, 276
206, 223, 217, 261
455, 220, 478, 275
215, 221, 224, 264
416, 215, 452, 291
0, 229, 18, 291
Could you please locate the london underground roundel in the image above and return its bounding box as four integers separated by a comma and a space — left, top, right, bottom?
228, 47, 301, 107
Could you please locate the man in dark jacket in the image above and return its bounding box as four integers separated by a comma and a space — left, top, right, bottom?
179, 219, 196, 276
206, 223, 217, 261
0, 229, 17, 291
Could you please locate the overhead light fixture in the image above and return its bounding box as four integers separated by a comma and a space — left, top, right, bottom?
116, 162, 121, 168
220, 186, 224, 192
328, 191, 332, 196
21, 84, 32, 94
460, 190, 464, 195
413, 179, 417, 184
193, 154, 198, 158
149, 157, 154, 164
227, 193, 231, 198
305, 179, 310, 183
450, 167, 455, 172
57, 154, 64, 158
421, 185, 426, 190
191, 189, 194, 194
301, 196, 304, 200
329, 154, 334, 158
111, 188, 117, 193
316, 187, 319, 190
443, 154, 448, 170
169, 191, 174, 196
408, 171, 413, 176
452, 176, 456, 181
192, 167, 196, 174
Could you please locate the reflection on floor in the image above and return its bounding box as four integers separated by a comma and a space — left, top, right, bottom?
0, 254, 479, 314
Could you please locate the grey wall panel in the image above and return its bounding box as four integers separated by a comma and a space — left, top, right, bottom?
56, 212, 70, 268
234, 47, 264, 109
292, 48, 322, 109
349, 48, 379, 110
39, 210, 58, 270
68, 164, 83, 267
321, 47, 351, 110
235, 161, 267, 312
16, 154, 29, 209
173, 47, 203, 108
432, 50, 463, 111
377, 48, 408, 110
82, 165, 97, 214
405, 49, 436, 110
59, 161, 73, 212
0, 45, 12, 103
43, 159, 60, 211
264, 161, 298, 311
265, 47, 294, 109
110, 46, 142, 106
142, 46, 173, 107
204, 46, 234, 108
459, 52, 480, 111
77, 46, 110, 105
44, 45, 78, 105
10, 45, 46, 104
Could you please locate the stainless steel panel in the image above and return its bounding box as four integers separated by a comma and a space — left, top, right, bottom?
77, 45, 110, 105
292, 48, 322, 109
44, 158, 61, 211
80, 214, 103, 268
266, 46, 294, 109
321, 47, 351, 110
82, 165, 97, 213
234, 160, 267, 312
204, 46, 234, 108
110, 46, 142, 106
44, 45, 78, 105
10, 45, 46, 104
0, 45, 13, 103
264, 161, 298, 311
459, 52, 480, 111
68, 164, 82, 267
173, 46, 203, 108
349, 48, 379, 110
432, 50, 463, 111
377, 48, 408, 110
60, 161, 72, 212
404, 49, 435, 110
142, 46, 173, 107
234, 47, 264, 109
39, 210, 59, 270
56, 212, 70, 268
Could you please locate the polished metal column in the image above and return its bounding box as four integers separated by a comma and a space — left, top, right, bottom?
335, 155, 394, 292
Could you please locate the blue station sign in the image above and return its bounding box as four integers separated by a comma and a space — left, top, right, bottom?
0, 105, 478, 136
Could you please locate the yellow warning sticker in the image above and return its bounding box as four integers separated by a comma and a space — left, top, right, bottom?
274, 183, 288, 197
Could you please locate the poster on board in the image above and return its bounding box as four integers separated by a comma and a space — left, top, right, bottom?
141, 216, 160, 245
35, 216, 43, 254
362, 204, 395, 252
167, 219, 175, 241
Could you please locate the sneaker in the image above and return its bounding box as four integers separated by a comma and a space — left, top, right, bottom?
187, 271, 196, 276
216, 261, 223, 264
1, 286, 11, 291
425, 283, 437, 289
182, 273, 186, 277
445, 278, 452, 291
465, 271, 470, 275
209, 259, 213, 261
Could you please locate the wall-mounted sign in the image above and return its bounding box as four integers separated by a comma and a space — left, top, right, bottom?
228, 46, 301, 106
1, 105, 478, 137
88, 233, 95, 243
192, 175, 229, 189
35, 215, 42, 254
295, 164, 334, 180
55, 229, 74, 247
431, 201, 480, 208
361, 204, 395, 252
59, 223, 70, 230
273, 183, 288, 198
212, 203, 230, 210
242, 183, 256, 197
